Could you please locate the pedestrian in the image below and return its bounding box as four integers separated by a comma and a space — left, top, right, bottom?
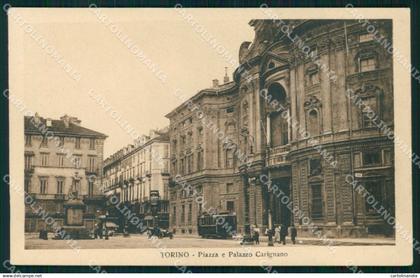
280, 224, 288, 245
98, 223, 103, 239
94, 224, 99, 239
254, 229, 260, 245
290, 225, 297, 244
274, 225, 280, 244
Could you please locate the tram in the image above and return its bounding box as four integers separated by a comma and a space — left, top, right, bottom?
197, 212, 237, 239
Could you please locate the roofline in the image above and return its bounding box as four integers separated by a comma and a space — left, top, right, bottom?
24, 130, 108, 139
103, 134, 169, 167
165, 81, 237, 119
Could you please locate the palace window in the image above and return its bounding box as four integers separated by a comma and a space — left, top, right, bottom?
40, 153, 49, 166
226, 149, 234, 168
383, 149, 393, 166
353, 152, 362, 168
309, 71, 320, 86
268, 83, 289, 147
362, 150, 381, 167
25, 135, 32, 146
310, 183, 324, 219
75, 137, 81, 149
307, 109, 320, 136
359, 57, 376, 72
361, 96, 378, 128
197, 149, 203, 171
226, 183, 234, 193
89, 138, 96, 150
227, 201, 235, 213
41, 136, 48, 147
359, 33, 375, 42
39, 178, 48, 194
226, 123, 235, 135
88, 156, 96, 172
24, 154, 33, 169
309, 158, 322, 176
57, 154, 65, 167
73, 155, 82, 168
57, 137, 63, 147
56, 179, 64, 194
88, 181, 94, 197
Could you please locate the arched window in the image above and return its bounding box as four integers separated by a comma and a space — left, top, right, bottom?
308, 109, 320, 136
225, 148, 235, 168
268, 83, 288, 147
355, 84, 382, 129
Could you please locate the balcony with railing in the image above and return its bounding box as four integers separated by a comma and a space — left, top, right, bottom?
83, 194, 105, 202
266, 144, 291, 168
55, 193, 66, 200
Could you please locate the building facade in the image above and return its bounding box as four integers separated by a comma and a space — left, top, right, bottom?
166, 77, 245, 235
24, 114, 107, 232
102, 129, 170, 231
167, 20, 394, 237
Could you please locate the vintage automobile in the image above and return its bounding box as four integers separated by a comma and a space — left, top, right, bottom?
147, 227, 173, 239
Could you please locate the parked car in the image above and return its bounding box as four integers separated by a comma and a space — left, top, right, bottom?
147, 227, 173, 239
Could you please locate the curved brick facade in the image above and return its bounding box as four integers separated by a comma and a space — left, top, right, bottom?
167, 20, 394, 238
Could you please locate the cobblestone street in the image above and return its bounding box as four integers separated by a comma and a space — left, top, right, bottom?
25, 233, 394, 249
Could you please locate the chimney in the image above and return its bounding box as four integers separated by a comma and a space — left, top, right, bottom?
46, 118, 52, 127
60, 114, 70, 128
69, 116, 81, 126
33, 112, 41, 125
212, 79, 219, 88
223, 67, 229, 83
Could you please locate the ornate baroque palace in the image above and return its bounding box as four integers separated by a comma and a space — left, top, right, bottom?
166, 20, 394, 237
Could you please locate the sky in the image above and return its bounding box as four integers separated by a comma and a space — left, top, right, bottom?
18, 9, 256, 158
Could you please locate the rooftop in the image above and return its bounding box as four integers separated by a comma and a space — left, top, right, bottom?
24, 114, 107, 139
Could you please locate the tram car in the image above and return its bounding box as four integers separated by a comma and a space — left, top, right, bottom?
138, 190, 169, 232
197, 212, 237, 239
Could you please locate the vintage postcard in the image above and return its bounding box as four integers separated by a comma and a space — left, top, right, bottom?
8, 7, 412, 266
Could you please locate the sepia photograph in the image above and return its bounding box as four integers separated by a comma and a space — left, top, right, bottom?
6, 6, 413, 267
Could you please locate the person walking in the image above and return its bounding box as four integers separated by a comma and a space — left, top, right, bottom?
290, 225, 297, 244
280, 224, 288, 245
253, 227, 260, 245
267, 227, 274, 246
274, 225, 281, 244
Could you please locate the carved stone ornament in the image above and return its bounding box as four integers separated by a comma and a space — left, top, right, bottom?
304, 96, 322, 110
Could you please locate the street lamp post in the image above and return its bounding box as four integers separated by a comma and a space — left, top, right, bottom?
104, 211, 109, 240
